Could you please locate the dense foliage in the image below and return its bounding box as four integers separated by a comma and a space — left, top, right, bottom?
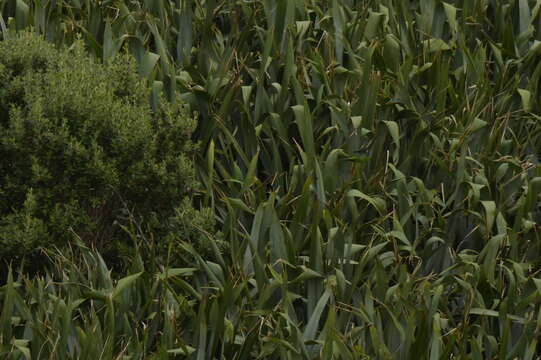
1, 0, 541, 359
0, 32, 216, 263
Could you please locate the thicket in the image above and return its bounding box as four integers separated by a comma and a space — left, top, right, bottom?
0, 32, 217, 264
1, 0, 541, 359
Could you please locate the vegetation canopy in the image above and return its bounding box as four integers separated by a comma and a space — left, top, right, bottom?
1, 0, 541, 359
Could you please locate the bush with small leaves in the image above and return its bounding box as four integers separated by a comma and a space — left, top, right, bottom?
0, 32, 217, 265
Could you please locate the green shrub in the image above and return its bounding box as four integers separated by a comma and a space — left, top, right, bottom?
0, 32, 218, 263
